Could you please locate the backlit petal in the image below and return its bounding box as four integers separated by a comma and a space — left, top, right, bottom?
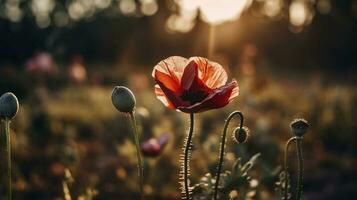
180, 60, 198, 91
155, 70, 180, 92
229, 80, 239, 101
152, 56, 188, 85
155, 76, 190, 109
189, 57, 228, 89
178, 80, 238, 113
154, 85, 175, 109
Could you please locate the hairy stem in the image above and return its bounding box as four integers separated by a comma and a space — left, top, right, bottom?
129, 112, 144, 199
183, 113, 194, 200
5, 119, 12, 200
283, 137, 297, 200
62, 180, 72, 200
295, 137, 303, 200
213, 111, 244, 200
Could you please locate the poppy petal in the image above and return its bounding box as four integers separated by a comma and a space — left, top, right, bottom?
155, 76, 190, 108
152, 56, 188, 85
154, 70, 180, 92
178, 80, 238, 113
154, 85, 175, 109
229, 80, 239, 101
180, 60, 198, 91
190, 57, 228, 89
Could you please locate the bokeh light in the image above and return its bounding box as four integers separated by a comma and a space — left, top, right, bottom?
262, 0, 283, 18
199, 0, 252, 25
4, 0, 23, 22
140, 0, 158, 16
289, 1, 308, 27
317, 0, 332, 14
119, 0, 137, 16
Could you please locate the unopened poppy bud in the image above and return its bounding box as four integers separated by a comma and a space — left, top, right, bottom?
290, 118, 309, 137
0, 92, 19, 120
232, 126, 249, 144
111, 86, 136, 113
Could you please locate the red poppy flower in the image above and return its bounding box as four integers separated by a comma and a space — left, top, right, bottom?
152, 56, 239, 113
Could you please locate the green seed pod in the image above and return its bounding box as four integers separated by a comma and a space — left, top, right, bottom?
232, 126, 250, 144
111, 86, 136, 113
290, 118, 309, 137
0, 92, 19, 120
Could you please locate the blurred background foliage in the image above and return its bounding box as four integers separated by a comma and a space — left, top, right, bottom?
0, 0, 356, 199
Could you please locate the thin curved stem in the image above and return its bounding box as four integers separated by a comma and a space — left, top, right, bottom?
5, 119, 12, 200
213, 111, 244, 200
295, 137, 303, 200
183, 113, 194, 200
129, 112, 144, 199
283, 137, 298, 200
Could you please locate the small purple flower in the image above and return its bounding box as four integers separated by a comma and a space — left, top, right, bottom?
25, 52, 57, 75
157, 133, 169, 147
141, 133, 169, 157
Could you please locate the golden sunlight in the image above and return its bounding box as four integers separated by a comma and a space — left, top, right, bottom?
289, 0, 307, 27
199, 0, 252, 25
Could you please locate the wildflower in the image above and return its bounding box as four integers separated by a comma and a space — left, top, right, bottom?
0, 92, 19, 200
69, 56, 87, 83
290, 118, 309, 137
111, 86, 143, 196
0, 92, 19, 120
25, 52, 57, 75
152, 56, 239, 113
283, 117, 309, 200
111, 86, 136, 113
141, 133, 169, 157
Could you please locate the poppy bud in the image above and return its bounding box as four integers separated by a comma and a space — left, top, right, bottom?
111, 86, 136, 113
290, 118, 309, 137
232, 126, 249, 144
0, 92, 19, 120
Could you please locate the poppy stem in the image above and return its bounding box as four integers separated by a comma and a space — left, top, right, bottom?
283, 136, 304, 200
295, 137, 303, 200
129, 112, 144, 199
62, 180, 72, 200
183, 113, 194, 200
213, 111, 244, 200
283, 136, 297, 200
5, 119, 12, 200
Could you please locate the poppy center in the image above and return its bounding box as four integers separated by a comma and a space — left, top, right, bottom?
181, 90, 209, 105
180, 78, 211, 105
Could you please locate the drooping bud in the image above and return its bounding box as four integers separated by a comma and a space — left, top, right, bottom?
111, 86, 136, 113
0, 92, 19, 120
290, 118, 309, 137
232, 126, 250, 144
